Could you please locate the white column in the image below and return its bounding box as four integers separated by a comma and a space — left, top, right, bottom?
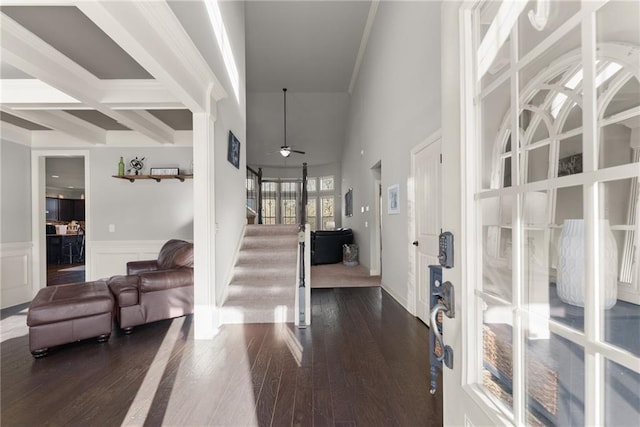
193, 106, 218, 339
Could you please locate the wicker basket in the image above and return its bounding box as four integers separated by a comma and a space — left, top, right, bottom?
483, 325, 558, 417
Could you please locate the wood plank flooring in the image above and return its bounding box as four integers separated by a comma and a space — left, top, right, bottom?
1, 287, 442, 426
46, 262, 85, 286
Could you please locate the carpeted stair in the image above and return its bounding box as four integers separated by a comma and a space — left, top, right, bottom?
220, 224, 298, 324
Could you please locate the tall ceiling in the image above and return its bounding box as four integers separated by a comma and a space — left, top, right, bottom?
0, 1, 374, 168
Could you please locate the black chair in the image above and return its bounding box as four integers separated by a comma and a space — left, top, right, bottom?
62, 229, 85, 264
311, 229, 354, 265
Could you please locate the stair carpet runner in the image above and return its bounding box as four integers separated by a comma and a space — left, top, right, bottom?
220, 224, 298, 324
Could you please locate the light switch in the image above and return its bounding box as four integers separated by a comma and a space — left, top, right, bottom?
366, 206, 370, 212
365, 221, 368, 228
361, 206, 365, 213
109, 224, 115, 233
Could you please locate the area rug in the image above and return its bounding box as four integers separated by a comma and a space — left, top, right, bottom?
311, 263, 381, 288
59, 265, 85, 272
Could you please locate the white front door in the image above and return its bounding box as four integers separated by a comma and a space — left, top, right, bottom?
442, 1, 640, 426
413, 134, 441, 323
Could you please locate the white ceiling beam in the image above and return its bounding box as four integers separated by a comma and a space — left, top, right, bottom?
77, 1, 227, 113
100, 80, 182, 107
0, 121, 32, 146
1, 79, 81, 105
114, 110, 176, 144
0, 13, 175, 144
1, 79, 181, 110
2, 108, 107, 144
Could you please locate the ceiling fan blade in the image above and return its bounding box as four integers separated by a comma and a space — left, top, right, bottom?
291, 149, 306, 155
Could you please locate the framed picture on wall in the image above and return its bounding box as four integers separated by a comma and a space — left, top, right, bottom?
387, 184, 400, 214
227, 131, 241, 169
345, 188, 353, 217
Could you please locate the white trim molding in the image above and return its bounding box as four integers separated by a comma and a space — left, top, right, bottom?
87, 240, 168, 281
0, 242, 33, 308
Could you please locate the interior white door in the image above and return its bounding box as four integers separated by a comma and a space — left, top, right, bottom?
413, 137, 441, 323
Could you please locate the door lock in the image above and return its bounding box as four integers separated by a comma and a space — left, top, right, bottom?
412, 240, 419, 246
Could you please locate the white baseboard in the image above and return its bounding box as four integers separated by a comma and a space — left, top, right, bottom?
87, 240, 167, 281
0, 242, 33, 308
382, 282, 410, 312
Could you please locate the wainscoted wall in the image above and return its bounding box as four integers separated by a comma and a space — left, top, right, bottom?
0, 242, 32, 309
87, 240, 167, 281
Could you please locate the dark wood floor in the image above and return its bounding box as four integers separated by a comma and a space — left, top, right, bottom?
46, 262, 85, 286
1, 287, 442, 426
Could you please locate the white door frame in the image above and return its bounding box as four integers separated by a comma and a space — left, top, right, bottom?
409, 130, 441, 317
371, 177, 382, 276
31, 149, 91, 295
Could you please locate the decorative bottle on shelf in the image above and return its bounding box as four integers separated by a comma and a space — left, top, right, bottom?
118, 157, 125, 176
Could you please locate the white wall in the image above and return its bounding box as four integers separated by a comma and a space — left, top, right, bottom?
341, 1, 441, 308
1, 140, 33, 308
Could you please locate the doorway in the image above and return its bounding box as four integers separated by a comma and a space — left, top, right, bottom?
371, 162, 382, 276
32, 150, 90, 291
45, 157, 86, 285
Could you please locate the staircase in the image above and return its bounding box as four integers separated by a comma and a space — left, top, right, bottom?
220, 224, 298, 324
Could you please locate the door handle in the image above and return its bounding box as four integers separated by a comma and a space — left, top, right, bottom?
412, 240, 419, 246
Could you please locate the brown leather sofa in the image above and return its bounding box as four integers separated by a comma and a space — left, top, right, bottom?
108, 239, 194, 333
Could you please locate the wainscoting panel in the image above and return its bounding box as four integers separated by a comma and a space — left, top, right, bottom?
87, 240, 166, 281
0, 242, 33, 309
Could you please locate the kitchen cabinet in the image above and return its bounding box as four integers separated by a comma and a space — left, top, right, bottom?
45, 198, 85, 221
46, 198, 59, 221
59, 199, 74, 221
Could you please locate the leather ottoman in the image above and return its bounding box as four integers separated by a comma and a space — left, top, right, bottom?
27, 281, 114, 358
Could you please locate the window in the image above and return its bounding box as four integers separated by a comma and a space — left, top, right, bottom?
305, 176, 336, 230
320, 176, 334, 191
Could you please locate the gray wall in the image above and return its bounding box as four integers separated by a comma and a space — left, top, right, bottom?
90, 147, 193, 241
1, 140, 31, 243
341, 1, 442, 303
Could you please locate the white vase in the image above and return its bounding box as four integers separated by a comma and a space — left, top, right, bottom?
557, 219, 618, 309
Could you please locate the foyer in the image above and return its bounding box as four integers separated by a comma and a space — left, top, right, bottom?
0, 287, 442, 426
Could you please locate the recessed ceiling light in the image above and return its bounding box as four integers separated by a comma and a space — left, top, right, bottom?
51, 175, 59, 178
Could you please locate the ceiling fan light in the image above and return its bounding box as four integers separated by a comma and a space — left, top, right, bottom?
280, 147, 291, 157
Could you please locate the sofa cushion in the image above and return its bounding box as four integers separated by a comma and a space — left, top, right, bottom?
27, 281, 113, 327
108, 275, 140, 307
157, 239, 194, 270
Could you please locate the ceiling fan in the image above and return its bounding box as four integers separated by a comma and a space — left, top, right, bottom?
279, 88, 305, 158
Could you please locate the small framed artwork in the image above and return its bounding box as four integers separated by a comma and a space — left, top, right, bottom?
345, 188, 353, 217
149, 167, 179, 175
227, 131, 241, 169
558, 153, 582, 176
387, 184, 400, 214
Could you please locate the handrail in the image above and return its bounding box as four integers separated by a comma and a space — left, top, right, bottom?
296, 162, 310, 328
300, 162, 308, 226
246, 166, 263, 224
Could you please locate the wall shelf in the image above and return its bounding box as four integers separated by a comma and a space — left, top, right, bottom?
112, 174, 193, 183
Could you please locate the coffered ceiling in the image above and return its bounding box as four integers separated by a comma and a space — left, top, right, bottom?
0, 1, 375, 167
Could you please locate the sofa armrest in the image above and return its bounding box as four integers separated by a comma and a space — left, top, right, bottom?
138, 268, 193, 293
108, 275, 140, 307
127, 260, 159, 275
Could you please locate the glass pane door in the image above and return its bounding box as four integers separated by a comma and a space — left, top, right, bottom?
471, 1, 640, 425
